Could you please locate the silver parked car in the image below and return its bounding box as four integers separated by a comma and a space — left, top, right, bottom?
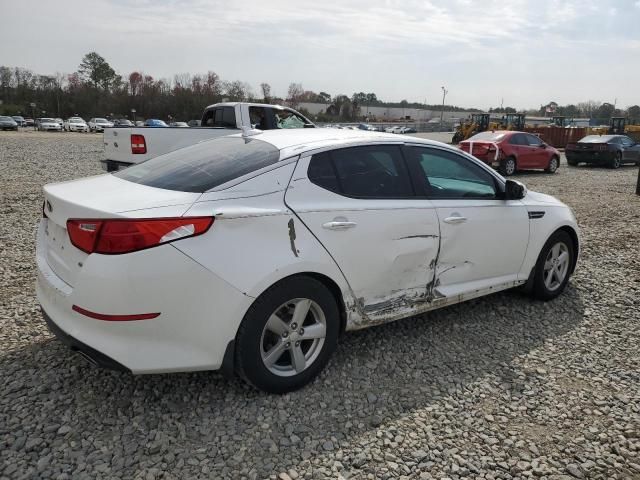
0, 116, 19, 131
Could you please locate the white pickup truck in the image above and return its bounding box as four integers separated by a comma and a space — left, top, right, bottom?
101, 102, 315, 171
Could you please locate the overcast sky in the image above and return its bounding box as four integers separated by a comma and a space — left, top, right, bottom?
2, 0, 639, 110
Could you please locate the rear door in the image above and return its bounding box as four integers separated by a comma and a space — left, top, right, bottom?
510, 133, 535, 168
285, 144, 440, 322
405, 145, 529, 298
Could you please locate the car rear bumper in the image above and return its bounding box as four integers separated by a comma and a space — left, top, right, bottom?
35, 220, 253, 374
42, 307, 131, 372
566, 151, 614, 163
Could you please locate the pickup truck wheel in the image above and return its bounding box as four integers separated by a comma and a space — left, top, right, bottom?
499, 156, 517, 176
235, 276, 339, 393
545, 156, 559, 173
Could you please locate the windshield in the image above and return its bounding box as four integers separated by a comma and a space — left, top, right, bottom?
0, 116, 13, 121
94, 118, 109, 123
468, 131, 507, 141
41, 118, 55, 122
115, 136, 280, 193
69, 118, 84, 123
274, 110, 308, 129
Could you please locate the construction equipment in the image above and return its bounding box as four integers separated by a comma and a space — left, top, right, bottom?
452, 113, 490, 143
502, 113, 526, 131
609, 117, 626, 134
550, 116, 568, 127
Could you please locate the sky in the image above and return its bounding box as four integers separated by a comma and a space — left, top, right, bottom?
1, 0, 639, 110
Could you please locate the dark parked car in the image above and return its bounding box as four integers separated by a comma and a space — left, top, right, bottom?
112, 119, 134, 127
187, 119, 201, 127
565, 135, 640, 169
0, 116, 19, 131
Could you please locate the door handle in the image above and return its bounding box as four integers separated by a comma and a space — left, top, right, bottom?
322, 221, 357, 230
444, 216, 467, 224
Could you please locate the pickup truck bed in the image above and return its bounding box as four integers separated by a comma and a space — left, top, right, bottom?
102, 126, 232, 171
101, 102, 314, 171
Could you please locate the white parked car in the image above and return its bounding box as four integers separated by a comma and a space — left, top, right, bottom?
385, 126, 402, 133
88, 118, 114, 132
36, 129, 579, 393
37, 118, 62, 131
64, 117, 89, 132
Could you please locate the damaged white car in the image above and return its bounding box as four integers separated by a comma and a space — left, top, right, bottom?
36, 129, 579, 393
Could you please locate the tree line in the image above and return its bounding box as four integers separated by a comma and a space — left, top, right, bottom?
1, 52, 638, 124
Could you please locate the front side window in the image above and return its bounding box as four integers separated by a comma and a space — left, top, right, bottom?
201, 107, 236, 128
526, 134, 543, 146
308, 145, 413, 198
409, 147, 497, 199
115, 137, 280, 192
620, 136, 634, 146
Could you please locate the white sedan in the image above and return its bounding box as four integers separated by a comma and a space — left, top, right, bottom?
37, 118, 62, 131
36, 129, 579, 393
63, 117, 89, 132
87, 118, 114, 132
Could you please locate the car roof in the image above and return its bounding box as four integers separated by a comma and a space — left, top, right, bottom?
227, 128, 448, 158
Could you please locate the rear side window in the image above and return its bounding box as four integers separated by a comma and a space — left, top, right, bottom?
201, 107, 236, 128
509, 134, 527, 145
115, 137, 280, 192
308, 145, 413, 198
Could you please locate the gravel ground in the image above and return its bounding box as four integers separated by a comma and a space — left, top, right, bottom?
1, 130, 639, 480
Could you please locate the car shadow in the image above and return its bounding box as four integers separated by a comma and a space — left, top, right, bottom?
2, 285, 584, 477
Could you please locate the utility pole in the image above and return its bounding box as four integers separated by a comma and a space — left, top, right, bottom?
440, 86, 448, 131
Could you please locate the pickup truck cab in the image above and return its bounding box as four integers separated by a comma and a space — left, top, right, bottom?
102, 102, 314, 171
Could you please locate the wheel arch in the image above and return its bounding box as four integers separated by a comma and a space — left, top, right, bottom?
556, 225, 579, 274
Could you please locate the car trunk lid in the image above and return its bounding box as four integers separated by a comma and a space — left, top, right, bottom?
42, 174, 201, 287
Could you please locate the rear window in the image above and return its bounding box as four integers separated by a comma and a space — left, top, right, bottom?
115, 137, 280, 193
579, 135, 614, 143
468, 131, 507, 142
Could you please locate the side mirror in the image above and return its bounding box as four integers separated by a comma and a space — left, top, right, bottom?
505, 179, 526, 200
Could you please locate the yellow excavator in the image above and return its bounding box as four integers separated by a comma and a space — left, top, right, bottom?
589, 117, 640, 139
452, 113, 491, 143
500, 113, 526, 130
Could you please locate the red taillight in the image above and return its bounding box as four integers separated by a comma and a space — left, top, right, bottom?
131, 134, 147, 154
67, 217, 214, 254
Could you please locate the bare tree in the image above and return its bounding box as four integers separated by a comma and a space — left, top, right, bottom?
287, 82, 304, 108
260, 82, 271, 103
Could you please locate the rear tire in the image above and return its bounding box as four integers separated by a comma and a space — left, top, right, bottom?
545, 156, 559, 173
499, 156, 517, 176
235, 276, 340, 393
531, 231, 574, 301
567, 158, 578, 166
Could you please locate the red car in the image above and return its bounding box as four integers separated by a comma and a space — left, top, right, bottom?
459, 131, 561, 176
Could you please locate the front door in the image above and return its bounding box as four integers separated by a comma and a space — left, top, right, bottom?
285, 144, 440, 324
405, 145, 530, 299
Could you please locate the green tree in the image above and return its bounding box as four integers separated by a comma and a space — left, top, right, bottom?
626, 105, 640, 122
78, 52, 117, 91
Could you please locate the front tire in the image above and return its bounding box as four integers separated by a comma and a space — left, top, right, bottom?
531, 231, 574, 300
235, 276, 340, 393
545, 155, 559, 173
609, 152, 621, 169
499, 156, 517, 176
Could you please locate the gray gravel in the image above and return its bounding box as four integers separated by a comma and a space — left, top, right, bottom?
1, 130, 639, 479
